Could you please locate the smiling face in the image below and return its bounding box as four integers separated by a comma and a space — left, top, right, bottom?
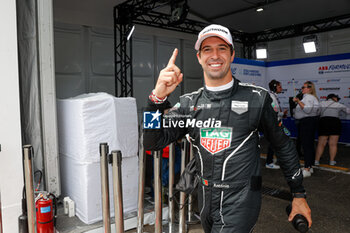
197, 37, 235, 86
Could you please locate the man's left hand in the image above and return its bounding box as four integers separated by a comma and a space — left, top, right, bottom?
288, 197, 312, 228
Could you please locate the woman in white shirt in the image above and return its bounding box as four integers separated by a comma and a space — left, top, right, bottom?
315, 94, 350, 166
293, 81, 320, 177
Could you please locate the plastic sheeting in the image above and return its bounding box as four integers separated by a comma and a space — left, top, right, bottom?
57, 93, 139, 224
57, 93, 138, 161
17, 0, 44, 178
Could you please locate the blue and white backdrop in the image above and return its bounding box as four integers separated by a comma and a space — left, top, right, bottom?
231, 53, 350, 143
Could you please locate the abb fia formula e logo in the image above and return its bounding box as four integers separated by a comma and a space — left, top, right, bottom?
200, 127, 232, 154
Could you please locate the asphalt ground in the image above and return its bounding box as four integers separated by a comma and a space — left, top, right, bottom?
255, 138, 350, 233
57, 138, 350, 232
129, 164, 350, 233
131, 139, 350, 233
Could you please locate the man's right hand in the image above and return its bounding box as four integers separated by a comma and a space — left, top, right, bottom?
289, 197, 312, 228
153, 48, 183, 99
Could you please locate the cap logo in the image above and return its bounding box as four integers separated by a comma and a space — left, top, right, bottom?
202, 28, 228, 35
195, 24, 233, 51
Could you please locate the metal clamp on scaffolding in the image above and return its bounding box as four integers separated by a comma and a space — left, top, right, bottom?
99, 143, 111, 233
23, 145, 37, 233
110, 150, 125, 233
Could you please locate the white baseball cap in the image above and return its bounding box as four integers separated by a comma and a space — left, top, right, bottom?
195, 24, 234, 51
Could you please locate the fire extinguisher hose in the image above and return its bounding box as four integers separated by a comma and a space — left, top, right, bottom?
48, 193, 57, 227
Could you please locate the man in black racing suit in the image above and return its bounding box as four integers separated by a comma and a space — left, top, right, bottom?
143, 24, 312, 233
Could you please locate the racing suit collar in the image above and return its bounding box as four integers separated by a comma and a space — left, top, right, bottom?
203, 76, 238, 101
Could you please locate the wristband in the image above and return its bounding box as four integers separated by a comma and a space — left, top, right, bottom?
149, 89, 167, 104
292, 192, 307, 199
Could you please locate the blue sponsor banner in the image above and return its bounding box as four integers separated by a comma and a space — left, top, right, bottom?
232, 53, 350, 67
283, 118, 350, 143
266, 53, 350, 67
233, 57, 266, 67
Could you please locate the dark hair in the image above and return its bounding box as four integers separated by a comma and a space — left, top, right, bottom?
327, 93, 340, 101
268, 79, 280, 92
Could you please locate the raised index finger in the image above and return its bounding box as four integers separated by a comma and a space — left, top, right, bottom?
167, 48, 178, 67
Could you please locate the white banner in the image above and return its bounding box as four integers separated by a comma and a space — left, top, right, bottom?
267, 56, 350, 120
231, 58, 267, 87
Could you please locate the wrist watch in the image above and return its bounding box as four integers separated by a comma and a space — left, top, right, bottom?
292, 192, 307, 198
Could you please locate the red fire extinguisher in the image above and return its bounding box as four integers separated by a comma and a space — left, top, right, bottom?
35, 193, 56, 233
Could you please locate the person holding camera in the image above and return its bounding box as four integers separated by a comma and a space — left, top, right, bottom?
293, 81, 320, 178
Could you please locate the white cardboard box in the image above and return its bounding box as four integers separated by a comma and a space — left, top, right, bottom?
57, 93, 138, 162
60, 155, 138, 224
57, 93, 139, 224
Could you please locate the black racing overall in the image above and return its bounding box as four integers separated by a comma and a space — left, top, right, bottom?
144, 77, 304, 233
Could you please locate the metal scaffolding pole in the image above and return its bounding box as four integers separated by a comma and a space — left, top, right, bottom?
111, 150, 124, 233
23, 145, 37, 233
168, 143, 175, 233
100, 143, 111, 233
136, 136, 146, 233
154, 151, 162, 233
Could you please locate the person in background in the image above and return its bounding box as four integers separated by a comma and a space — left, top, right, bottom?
265, 79, 288, 169
315, 94, 350, 166
293, 81, 320, 178
290, 91, 304, 159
